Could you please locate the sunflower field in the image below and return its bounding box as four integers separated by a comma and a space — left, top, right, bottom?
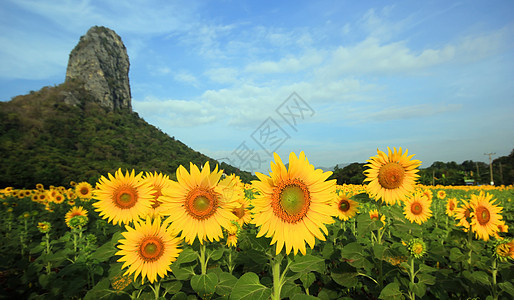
0, 148, 513, 300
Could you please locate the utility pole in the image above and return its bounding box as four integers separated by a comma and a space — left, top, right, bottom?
484, 152, 495, 185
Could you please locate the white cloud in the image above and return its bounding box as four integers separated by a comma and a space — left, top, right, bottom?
204, 67, 239, 84
173, 71, 200, 86
244, 51, 324, 74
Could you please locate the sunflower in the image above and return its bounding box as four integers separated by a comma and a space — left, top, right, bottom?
407, 238, 427, 259
421, 189, 433, 202
454, 199, 474, 231
65, 206, 88, 228
364, 147, 421, 205
332, 194, 359, 221
160, 162, 238, 245
116, 217, 182, 284
251, 151, 336, 256
221, 174, 252, 227
37, 221, 51, 233
445, 198, 458, 217
225, 223, 240, 248
437, 190, 446, 200
53, 192, 65, 204
469, 192, 503, 241
75, 182, 93, 200
93, 169, 155, 226
403, 193, 432, 225
141, 172, 173, 218
369, 209, 386, 227
36, 183, 44, 190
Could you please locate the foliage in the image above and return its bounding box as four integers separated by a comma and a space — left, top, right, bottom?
0, 83, 254, 187
0, 184, 512, 299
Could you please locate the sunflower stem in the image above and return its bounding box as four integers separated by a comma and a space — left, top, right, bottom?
491, 257, 498, 300
149, 280, 161, 299
408, 257, 416, 300
467, 229, 473, 270
199, 243, 208, 275
270, 253, 285, 300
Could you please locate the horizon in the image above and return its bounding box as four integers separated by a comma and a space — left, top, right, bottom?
1, 0, 513, 173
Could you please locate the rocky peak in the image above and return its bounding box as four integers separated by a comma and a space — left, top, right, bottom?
65, 26, 132, 111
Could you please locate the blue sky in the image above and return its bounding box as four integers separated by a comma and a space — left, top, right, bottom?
1, 0, 513, 173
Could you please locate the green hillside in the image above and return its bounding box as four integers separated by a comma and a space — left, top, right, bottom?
0, 81, 254, 187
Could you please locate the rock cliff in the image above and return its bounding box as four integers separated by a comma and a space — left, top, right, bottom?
65, 26, 132, 111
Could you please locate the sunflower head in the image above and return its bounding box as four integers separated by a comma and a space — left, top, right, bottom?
141, 171, 173, 217
363, 147, 421, 205
93, 169, 155, 226
68, 215, 88, 229
454, 199, 474, 232
403, 193, 432, 225
437, 190, 446, 200
492, 239, 514, 262
251, 151, 336, 255
37, 221, 51, 233
75, 182, 93, 199
160, 162, 238, 245
65, 206, 89, 228
407, 238, 427, 259
469, 191, 503, 242
445, 198, 458, 217
116, 217, 182, 284
332, 194, 359, 221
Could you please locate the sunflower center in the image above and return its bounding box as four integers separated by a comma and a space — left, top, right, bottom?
378, 162, 405, 189
232, 206, 245, 219
412, 243, 423, 254
185, 188, 218, 220
476, 206, 490, 225
139, 237, 164, 262
411, 202, 423, 215
114, 186, 138, 209
80, 187, 89, 195
339, 200, 350, 212
272, 178, 311, 224
449, 201, 455, 210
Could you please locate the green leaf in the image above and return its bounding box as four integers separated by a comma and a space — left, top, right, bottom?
331, 272, 359, 288
340, 242, 373, 271
170, 292, 188, 300
300, 272, 316, 290
449, 247, 465, 262
209, 248, 224, 261
289, 254, 325, 273
322, 242, 334, 259
418, 264, 437, 274
416, 273, 436, 286
215, 272, 237, 297
409, 282, 426, 298
171, 263, 197, 281
191, 273, 218, 299
231, 272, 271, 300
499, 281, 514, 296
291, 294, 319, 300
356, 213, 382, 237
379, 282, 403, 300
466, 271, 491, 286
84, 277, 111, 300
281, 282, 302, 299
162, 280, 183, 295
176, 248, 199, 264
93, 239, 118, 262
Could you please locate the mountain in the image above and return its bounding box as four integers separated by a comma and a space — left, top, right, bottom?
0, 26, 253, 188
